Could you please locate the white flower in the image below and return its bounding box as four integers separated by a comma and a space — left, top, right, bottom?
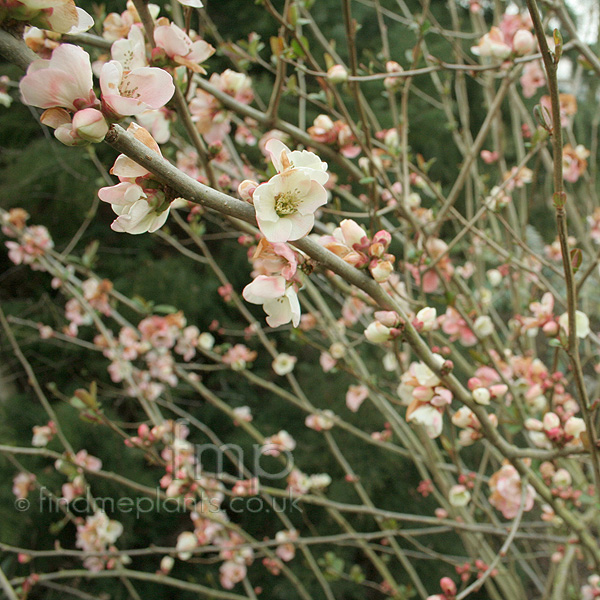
272, 353, 297, 375
407, 404, 443, 439
558, 311, 590, 339
265, 138, 329, 184
473, 315, 494, 337
242, 275, 301, 328
253, 169, 328, 242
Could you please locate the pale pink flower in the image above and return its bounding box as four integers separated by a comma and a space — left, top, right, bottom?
440, 307, 477, 346
73, 449, 102, 472
99, 124, 176, 234
262, 430, 296, 456
242, 275, 301, 328
32, 422, 56, 447
275, 530, 298, 561
346, 384, 368, 412
222, 344, 257, 371
189, 70, 253, 143
219, 561, 246, 589
100, 60, 175, 118
19, 43, 97, 111
13, 472, 36, 499
520, 61, 546, 98
76, 511, 123, 571
305, 410, 335, 432
319, 352, 337, 372
154, 22, 215, 73
136, 108, 171, 144
489, 464, 535, 519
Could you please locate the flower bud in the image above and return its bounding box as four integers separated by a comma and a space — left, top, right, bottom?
564, 416, 585, 439
238, 179, 258, 203
542, 412, 560, 431
448, 485, 470, 508
552, 468, 571, 488
364, 321, 391, 343
486, 269, 503, 287
327, 64, 348, 84
472, 387, 491, 405
72, 108, 109, 143
374, 311, 400, 327
513, 29, 535, 55
369, 258, 394, 282
415, 307, 437, 332
440, 576, 457, 597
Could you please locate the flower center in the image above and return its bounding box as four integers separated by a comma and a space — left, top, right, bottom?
274, 191, 300, 216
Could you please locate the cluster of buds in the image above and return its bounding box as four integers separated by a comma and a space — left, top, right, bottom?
526, 412, 586, 449
320, 219, 395, 281
307, 115, 360, 158
467, 367, 508, 406
452, 406, 498, 446
539, 462, 582, 504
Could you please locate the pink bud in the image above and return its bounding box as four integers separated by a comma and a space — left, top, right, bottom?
72, 108, 109, 143
440, 577, 457, 597
513, 29, 536, 56
374, 311, 400, 327
238, 179, 258, 203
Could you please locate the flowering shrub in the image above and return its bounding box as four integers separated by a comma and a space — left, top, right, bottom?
1, 0, 600, 599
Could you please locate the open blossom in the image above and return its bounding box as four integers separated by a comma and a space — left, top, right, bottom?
346, 384, 368, 412
189, 70, 253, 143
520, 60, 545, 98
242, 275, 301, 328
100, 60, 175, 118
6, 224, 54, 269
19, 44, 97, 112
488, 464, 536, 519
154, 21, 215, 73
262, 430, 296, 456
76, 511, 123, 571
98, 124, 177, 234
220, 561, 246, 589
272, 353, 297, 375
253, 140, 328, 242
558, 310, 590, 339
562, 144, 590, 183
111, 23, 148, 71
